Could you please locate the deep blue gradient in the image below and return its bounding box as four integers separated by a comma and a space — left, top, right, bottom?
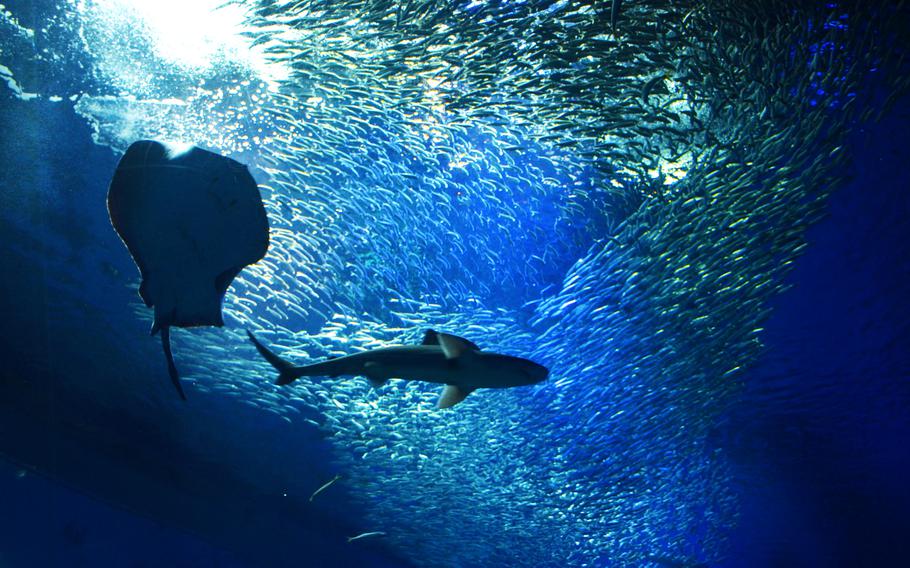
1, 459, 249, 568
719, 99, 910, 566
0, 90, 411, 568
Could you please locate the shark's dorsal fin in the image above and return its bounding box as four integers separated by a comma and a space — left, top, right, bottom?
437, 385, 475, 409
421, 329, 439, 345
437, 332, 480, 359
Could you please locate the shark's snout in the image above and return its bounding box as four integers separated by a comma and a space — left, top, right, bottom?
522, 361, 549, 384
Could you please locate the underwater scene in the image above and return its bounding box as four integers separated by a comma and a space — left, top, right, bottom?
0, 0, 908, 566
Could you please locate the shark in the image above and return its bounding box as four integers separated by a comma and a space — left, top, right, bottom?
246, 329, 549, 408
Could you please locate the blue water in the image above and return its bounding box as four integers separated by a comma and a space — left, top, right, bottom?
717, 109, 910, 567
1, 1, 909, 567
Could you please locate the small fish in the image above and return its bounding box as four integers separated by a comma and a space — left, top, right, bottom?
347, 531, 386, 543
611, 0, 622, 36
309, 474, 342, 502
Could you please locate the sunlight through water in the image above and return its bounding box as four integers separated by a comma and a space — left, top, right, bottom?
78, 0, 288, 88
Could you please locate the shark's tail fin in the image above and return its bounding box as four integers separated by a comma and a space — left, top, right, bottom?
246, 330, 299, 385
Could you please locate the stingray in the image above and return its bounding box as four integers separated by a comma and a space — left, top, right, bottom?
107, 140, 269, 399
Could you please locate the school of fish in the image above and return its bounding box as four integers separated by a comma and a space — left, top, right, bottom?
6, 0, 908, 566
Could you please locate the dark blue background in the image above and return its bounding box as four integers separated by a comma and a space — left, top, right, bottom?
718, 98, 910, 567
0, 92, 410, 568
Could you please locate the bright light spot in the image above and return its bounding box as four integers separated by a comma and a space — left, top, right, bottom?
88, 0, 289, 88
0, 64, 39, 100
161, 140, 195, 158
649, 152, 692, 185
92, 0, 243, 67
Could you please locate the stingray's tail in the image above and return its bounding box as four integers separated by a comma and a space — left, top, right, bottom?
246, 330, 299, 385
160, 326, 188, 401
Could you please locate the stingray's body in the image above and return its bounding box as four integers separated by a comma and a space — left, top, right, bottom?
108, 140, 269, 399
248, 329, 549, 408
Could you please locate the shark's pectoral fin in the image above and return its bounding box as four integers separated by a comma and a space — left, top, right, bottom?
367, 377, 388, 389
437, 385, 476, 409
437, 332, 480, 359
363, 362, 388, 388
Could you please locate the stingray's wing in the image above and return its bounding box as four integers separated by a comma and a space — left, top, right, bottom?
107, 140, 270, 399
108, 140, 269, 330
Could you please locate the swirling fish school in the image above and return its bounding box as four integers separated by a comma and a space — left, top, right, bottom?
3, 0, 905, 566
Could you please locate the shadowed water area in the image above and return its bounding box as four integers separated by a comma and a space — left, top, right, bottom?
0, 0, 908, 566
